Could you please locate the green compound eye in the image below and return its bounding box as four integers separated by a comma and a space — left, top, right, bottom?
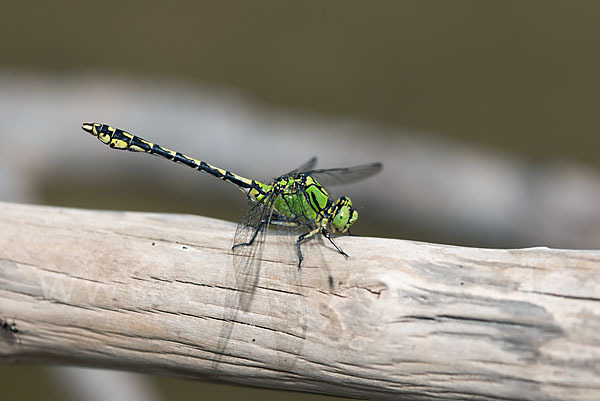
331, 197, 357, 232
349, 209, 358, 226
333, 205, 349, 229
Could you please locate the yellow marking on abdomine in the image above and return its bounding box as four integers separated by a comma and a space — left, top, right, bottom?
122, 131, 134, 140
249, 188, 262, 200
111, 139, 128, 149
140, 138, 154, 147
98, 134, 111, 144
236, 175, 252, 184
130, 145, 146, 152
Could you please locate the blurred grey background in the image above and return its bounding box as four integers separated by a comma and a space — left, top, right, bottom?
1, 1, 600, 400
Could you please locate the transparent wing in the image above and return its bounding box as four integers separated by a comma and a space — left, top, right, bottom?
266, 208, 309, 370
306, 162, 383, 187
232, 194, 277, 311
284, 156, 318, 176
214, 193, 276, 369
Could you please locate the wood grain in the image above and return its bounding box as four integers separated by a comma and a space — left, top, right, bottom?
0, 202, 598, 400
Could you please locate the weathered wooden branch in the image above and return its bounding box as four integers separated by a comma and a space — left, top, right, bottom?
0, 201, 598, 400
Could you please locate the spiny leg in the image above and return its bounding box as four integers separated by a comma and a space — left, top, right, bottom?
321, 229, 349, 258
295, 227, 321, 270
232, 220, 266, 251
269, 217, 302, 229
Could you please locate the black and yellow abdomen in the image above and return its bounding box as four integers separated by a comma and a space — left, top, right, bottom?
81, 122, 263, 194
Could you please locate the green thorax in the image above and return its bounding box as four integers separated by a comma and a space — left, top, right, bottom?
254, 175, 332, 224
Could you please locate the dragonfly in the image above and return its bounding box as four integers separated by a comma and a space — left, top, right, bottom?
81, 122, 382, 275
81, 122, 382, 367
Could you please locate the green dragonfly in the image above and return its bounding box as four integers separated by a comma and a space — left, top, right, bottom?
81, 122, 382, 367
81, 122, 382, 275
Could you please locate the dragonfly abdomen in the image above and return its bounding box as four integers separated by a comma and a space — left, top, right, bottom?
82, 122, 264, 193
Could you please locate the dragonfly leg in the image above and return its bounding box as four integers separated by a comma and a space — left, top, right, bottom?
270, 220, 301, 228
232, 220, 266, 250
321, 229, 349, 258
296, 227, 321, 270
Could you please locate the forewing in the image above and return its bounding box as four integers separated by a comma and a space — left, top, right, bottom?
284, 156, 318, 176
306, 162, 382, 187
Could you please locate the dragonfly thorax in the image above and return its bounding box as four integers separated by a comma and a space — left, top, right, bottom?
269, 175, 358, 234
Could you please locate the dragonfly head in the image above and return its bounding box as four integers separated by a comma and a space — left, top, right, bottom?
329, 196, 358, 233
82, 122, 102, 136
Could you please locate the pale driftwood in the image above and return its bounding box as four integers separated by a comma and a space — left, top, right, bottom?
0, 202, 598, 401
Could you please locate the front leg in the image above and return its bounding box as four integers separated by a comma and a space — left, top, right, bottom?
321, 229, 349, 258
